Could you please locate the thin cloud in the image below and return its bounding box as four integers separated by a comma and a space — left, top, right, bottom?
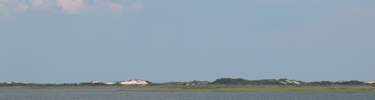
14, 2, 29, 12
0, 0, 29, 19
107, 3, 122, 14
93, 0, 124, 14
0, 0, 29, 12
29, 0, 44, 7
0, 3, 9, 18
0, 0, 143, 17
57, 0, 85, 14
130, 1, 142, 10
29, 0, 56, 10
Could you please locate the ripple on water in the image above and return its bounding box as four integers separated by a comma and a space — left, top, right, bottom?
0, 89, 375, 100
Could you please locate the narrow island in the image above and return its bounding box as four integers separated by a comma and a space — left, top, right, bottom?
1, 78, 375, 93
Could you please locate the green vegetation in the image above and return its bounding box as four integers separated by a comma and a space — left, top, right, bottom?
122, 85, 375, 93
212, 78, 284, 85
2, 85, 375, 93
132, 87, 375, 93
1, 78, 375, 93
0, 85, 150, 90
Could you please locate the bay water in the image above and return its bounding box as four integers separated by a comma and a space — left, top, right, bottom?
1, 89, 374, 100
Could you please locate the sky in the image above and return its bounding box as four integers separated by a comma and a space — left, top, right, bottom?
1, 0, 375, 83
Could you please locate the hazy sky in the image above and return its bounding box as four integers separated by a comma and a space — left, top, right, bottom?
1, 0, 374, 83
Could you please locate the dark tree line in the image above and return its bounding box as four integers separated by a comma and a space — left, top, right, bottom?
212, 78, 286, 85
211, 78, 374, 86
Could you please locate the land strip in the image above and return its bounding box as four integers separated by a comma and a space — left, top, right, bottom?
120, 85, 375, 93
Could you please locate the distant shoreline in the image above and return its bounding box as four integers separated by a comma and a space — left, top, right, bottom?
124, 88, 375, 93
1, 85, 375, 93
120, 85, 375, 93
2, 78, 375, 93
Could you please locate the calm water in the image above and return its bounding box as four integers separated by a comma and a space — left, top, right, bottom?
1, 89, 374, 100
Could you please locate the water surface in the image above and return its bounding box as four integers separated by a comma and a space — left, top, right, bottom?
1, 89, 374, 100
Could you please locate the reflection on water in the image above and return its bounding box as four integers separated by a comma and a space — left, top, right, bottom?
1, 89, 374, 100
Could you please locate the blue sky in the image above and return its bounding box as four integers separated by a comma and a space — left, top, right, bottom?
1, 0, 375, 83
